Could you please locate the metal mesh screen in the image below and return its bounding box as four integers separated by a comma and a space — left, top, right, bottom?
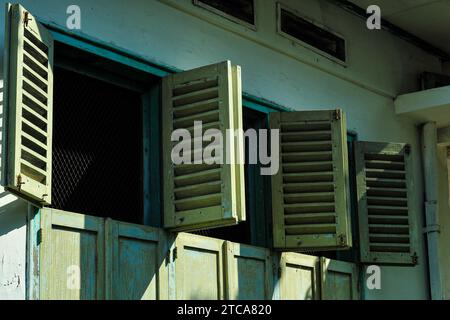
51, 67, 143, 223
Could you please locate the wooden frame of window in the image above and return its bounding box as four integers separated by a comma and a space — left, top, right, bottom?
276, 2, 347, 66
193, 0, 257, 31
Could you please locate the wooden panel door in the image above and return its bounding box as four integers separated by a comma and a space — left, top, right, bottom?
279, 252, 319, 300
320, 257, 358, 300
225, 242, 273, 300
39, 208, 104, 300
105, 219, 168, 300
173, 233, 225, 299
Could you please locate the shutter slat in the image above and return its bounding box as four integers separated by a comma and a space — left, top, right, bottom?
284, 192, 334, 204
282, 151, 333, 162
285, 224, 336, 235
281, 131, 332, 142
22, 131, 47, 150
20, 158, 47, 176
283, 171, 334, 183
22, 76, 48, 101
185, 121, 221, 135
283, 181, 335, 193
23, 63, 48, 90
23, 50, 48, 80
23, 89, 48, 114
172, 86, 219, 107
21, 144, 47, 162
174, 167, 221, 187
367, 205, 409, 215
282, 161, 333, 173
174, 193, 222, 211
284, 212, 336, 224
174, 181, 222, 199
281, 140, 333, 152
366, 187, 407, 197
173, 98, 219, 117
365, 177, 406, 188
173, 109, 220, 129
174, 163, 221, 176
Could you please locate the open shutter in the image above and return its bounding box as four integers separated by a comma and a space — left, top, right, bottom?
270, 109, 351, 250
2, 3, 53, 205
355, 141, 417, 265
162, 61, 245, 231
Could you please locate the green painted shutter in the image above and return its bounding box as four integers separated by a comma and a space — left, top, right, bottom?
2, 3, 53, 205
355, 141, 417, 265
162, 61, 245, 231
270, 109, 351, 250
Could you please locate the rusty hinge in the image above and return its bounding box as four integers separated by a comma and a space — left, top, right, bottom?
16, 175, 25, 191
411, 252, 418, 265
24, 11, 32, 27
338, 234, 347, 246
333, 109, 342, 121
404, 144, 411, 155
172, 247, 178, 262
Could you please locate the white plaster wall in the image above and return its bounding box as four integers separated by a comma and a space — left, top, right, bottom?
0, 0, 444, 299
0, 190, 27, 300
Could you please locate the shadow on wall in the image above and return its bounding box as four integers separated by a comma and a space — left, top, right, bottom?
0, 79, 27, 232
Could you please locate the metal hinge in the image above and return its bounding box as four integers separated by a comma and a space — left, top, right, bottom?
16, 175, 25, 191
411, 252, 418, 265
404, 144, 411, 155
172, 247, 178, 262
24, 11, 32, 27
333, 109, 342, 121
338, 234, 347, 246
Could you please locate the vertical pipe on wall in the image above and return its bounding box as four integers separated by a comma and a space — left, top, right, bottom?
422, 122, 443, 300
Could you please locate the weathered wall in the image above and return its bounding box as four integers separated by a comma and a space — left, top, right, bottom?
437, 145, 450, 299
0, 190, 27, 300
0, 0, 446, 299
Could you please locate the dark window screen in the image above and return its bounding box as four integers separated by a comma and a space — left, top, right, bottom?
196, 0, 255, 25
51, 67, 143, 223
280, 8, 346, 62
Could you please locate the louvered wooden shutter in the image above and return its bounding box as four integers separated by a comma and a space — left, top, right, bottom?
355, 141, 417, 265
162, 61, 245, 231
2, 4, 53, 205
270, 109, 351, 250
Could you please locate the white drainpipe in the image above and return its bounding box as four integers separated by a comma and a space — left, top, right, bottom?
422, 122, 443, 300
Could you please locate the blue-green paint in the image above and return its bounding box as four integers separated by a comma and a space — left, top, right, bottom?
143, 85, 163, 228
45, 22, 177, 78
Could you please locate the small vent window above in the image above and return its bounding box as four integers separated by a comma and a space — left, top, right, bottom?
194, 0, 255, 27
278, 6, 346, 63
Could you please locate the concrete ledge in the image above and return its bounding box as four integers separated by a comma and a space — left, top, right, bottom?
395, 86, 450, 128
